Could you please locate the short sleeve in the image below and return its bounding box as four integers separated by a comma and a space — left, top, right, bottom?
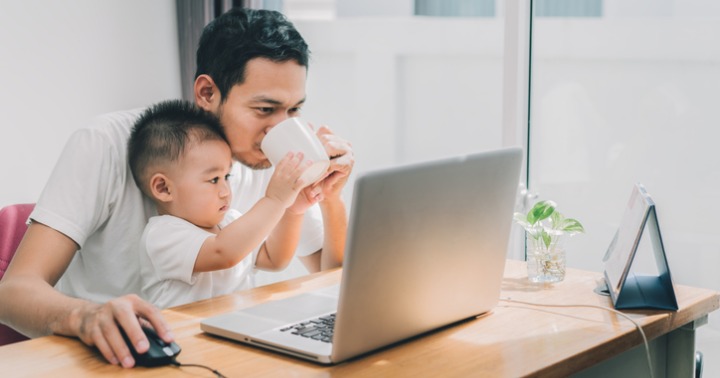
143, 217, 212, 284
30, 128, 121, 247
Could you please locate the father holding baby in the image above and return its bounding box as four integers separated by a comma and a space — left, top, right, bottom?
0, 8, 353, 368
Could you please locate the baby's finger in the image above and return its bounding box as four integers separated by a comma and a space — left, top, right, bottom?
294, 160, 315, 188
277, 152, 304, 173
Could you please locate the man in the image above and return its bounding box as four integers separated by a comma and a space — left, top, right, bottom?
0, 8, 352, 369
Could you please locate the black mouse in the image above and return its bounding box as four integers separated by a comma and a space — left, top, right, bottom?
120, 326, 182, 367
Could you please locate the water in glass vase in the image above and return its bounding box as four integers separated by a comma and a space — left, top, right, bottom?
527, 245, 566, 283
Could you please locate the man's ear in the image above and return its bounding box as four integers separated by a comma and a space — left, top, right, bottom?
149, 173, 173, 203
194, 74, 220, 112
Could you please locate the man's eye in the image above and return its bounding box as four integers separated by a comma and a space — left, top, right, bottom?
257, 107, 274, 114
289, 107, 302, 115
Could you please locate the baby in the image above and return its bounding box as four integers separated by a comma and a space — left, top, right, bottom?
128, 100, 320, 308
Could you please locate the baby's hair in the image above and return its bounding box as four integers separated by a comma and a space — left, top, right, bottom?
128, 99, 227, 196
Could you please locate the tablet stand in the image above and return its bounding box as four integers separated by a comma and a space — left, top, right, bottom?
602, 184, 678, 311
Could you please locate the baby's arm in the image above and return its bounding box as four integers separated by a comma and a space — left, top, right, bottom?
255, 184, 323, 271
193, 152, 310, 273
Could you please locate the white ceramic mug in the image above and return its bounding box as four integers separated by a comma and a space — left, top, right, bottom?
261, 117, 330, 185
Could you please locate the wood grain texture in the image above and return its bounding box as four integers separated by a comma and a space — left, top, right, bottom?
1, 261, 717, 377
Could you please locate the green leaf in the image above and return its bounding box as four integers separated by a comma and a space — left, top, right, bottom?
527, 200, 556, 225
561, 218, 585, 233
541, 229, 552, 248
550, 211, 563, 229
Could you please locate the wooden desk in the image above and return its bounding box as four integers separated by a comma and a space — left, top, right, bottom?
1, 260, 718, 377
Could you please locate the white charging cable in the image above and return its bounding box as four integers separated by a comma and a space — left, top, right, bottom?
499, 297, 654, 378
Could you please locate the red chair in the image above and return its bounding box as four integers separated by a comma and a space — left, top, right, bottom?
0, 203, 34, 346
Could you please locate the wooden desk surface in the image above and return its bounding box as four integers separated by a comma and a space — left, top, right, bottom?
1, 260, 718, 377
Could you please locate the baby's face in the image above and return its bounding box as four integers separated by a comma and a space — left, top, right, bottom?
168, 139, 234, 229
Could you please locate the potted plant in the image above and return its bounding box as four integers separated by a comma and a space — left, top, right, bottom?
513, 200, 585, 283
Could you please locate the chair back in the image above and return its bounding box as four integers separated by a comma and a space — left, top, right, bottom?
0, 203, 35, 345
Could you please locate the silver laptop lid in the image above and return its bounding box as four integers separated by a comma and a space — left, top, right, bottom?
330, 147, 523, 362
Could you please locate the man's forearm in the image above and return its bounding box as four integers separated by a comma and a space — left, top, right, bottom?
259, 211, 304, 271
0, 271, 173, 368
319, 196, 347, 271
0, 275, 88, 338
0, 222, 90, 338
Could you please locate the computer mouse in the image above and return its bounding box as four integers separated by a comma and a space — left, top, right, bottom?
120, 326, 182, 367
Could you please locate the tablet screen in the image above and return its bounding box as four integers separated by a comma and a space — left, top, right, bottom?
603, 184, 653, 294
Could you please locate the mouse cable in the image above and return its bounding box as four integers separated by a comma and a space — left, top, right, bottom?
499, 297, 654, 378
171, 359, 228, 378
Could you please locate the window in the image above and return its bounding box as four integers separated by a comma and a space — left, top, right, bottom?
528, 0, 720, 373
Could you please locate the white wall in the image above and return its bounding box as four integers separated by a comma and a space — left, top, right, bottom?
0, 0, 181, 207
293, 17, 507, 185
335, 0, 413, 17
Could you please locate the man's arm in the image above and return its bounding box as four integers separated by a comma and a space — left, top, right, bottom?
298, 126, 353, 273
256, 210, 305, 271
257, 182, 324, 271
0, 223, 172, 368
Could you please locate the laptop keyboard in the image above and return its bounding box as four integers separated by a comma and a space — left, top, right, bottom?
279, 313, 336, 343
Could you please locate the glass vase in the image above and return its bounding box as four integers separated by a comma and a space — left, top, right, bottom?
526, 236, 566, 283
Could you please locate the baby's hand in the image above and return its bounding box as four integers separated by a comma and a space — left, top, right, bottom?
287, 184, 324, 215
266, 152, 312, 208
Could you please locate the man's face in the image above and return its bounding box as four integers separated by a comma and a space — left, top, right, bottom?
214, 58, 307, 169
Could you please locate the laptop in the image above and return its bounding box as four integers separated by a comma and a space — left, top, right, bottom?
201, 147, 523, 364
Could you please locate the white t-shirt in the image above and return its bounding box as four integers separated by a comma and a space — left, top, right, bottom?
139, 210, 256, 309
30, 109, 324, 304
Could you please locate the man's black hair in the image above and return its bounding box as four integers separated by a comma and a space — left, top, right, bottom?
195, 8, 310, 102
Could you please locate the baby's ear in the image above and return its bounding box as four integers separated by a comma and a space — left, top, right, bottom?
149, 173, 173, 202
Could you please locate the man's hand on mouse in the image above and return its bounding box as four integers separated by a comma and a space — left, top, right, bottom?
70, 294, 173, 368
